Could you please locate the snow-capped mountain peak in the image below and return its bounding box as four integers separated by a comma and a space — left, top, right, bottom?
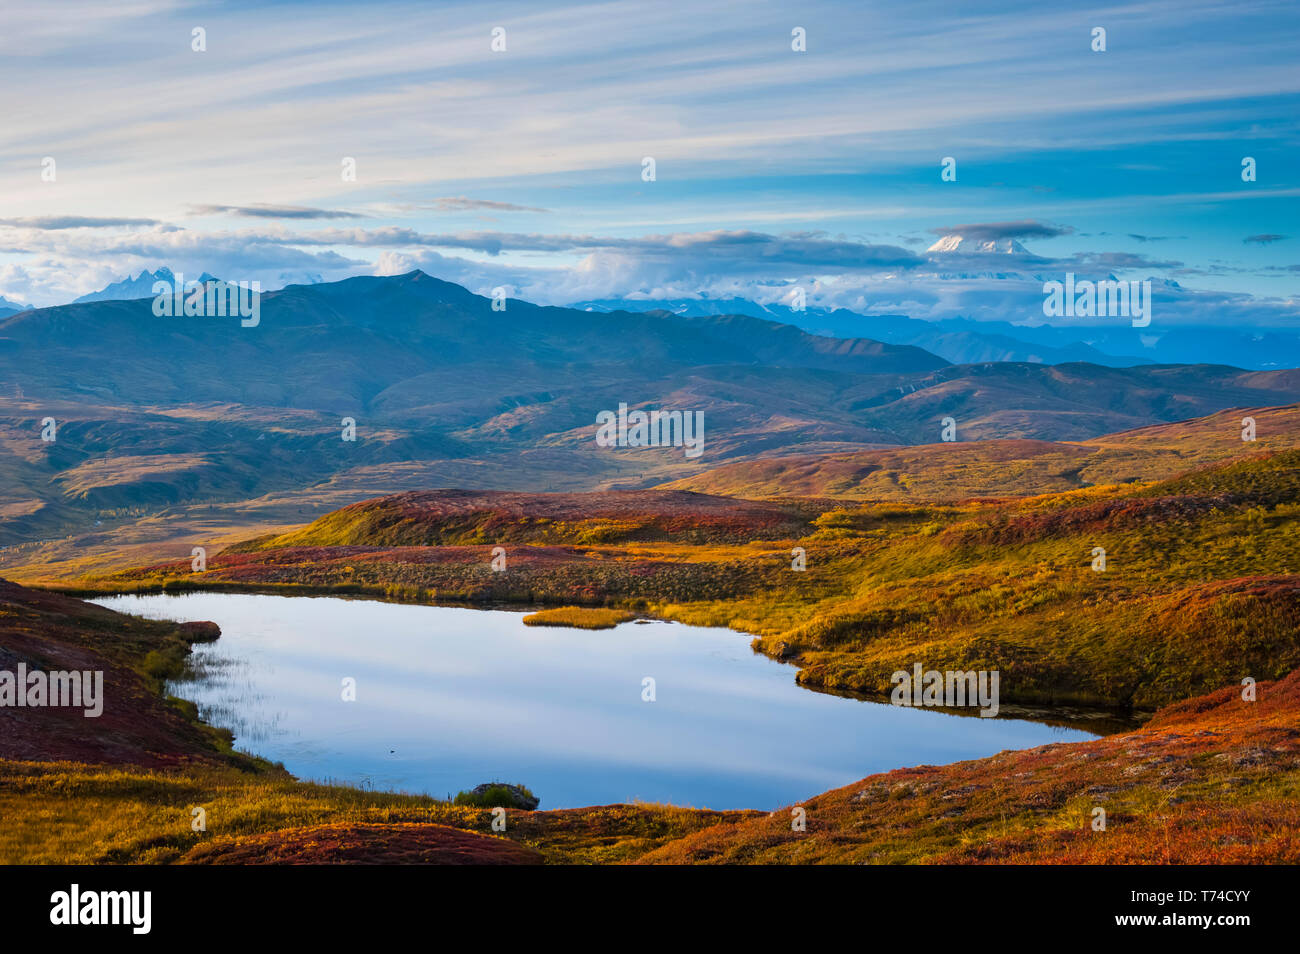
926, 234, 1030, 255
73, 268, 222, 304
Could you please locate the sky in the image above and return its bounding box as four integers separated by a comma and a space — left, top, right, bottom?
0, 0, 1297, 327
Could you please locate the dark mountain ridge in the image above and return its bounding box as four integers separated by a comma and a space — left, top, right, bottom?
3, 271, 1300, 545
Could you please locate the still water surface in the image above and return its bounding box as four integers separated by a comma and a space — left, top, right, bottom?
95, 592, 1095, 809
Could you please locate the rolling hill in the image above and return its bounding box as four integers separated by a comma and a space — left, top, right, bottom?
663, 403, 1300, 500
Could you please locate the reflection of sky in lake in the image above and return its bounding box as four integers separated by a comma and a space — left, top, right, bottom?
95, 593, 1095, 810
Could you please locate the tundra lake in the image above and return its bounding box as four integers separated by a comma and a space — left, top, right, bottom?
95, 592, 1095, 809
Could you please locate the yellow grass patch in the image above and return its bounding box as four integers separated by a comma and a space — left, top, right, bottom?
522, 606, 634, 629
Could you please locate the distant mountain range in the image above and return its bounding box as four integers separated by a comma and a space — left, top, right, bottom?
6, 270, 1297, 439
571, 296, 1150, 367
0, 295, 32, 318
11, 261, 1299, 369
566, 231, 1300, 369
2, 270, 1300, 541
571, 295, 1300, 371
72, 267, 222, 304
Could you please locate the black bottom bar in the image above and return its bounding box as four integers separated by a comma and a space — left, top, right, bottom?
1, 863, 1276, 941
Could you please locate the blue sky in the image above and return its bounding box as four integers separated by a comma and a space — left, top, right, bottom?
0, 0, 1296, 326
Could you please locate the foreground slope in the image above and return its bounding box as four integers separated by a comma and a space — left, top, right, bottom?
0, 580, 238, 767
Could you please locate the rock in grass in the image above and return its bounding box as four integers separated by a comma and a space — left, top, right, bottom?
455, 783, 540, 811
177, 620, 221, 642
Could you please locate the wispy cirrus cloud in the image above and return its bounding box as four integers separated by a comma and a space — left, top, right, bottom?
1060, 250, 1185, 271
119, 225, 924, 268
427, 197, 549, 213
0, 216, 162, 229
188, 204, 368, 220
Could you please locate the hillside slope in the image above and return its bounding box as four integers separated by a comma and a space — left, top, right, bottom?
663, 403, 1300, 500
0, 579, 239, 766
234, 488, 816, 549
